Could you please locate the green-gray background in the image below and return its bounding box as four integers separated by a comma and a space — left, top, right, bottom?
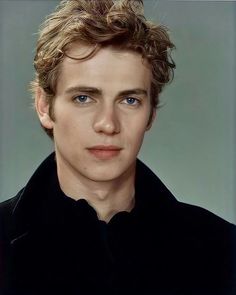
0, 0, 235, 223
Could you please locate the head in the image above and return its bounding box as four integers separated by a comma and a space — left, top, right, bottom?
31, 0, 175, 138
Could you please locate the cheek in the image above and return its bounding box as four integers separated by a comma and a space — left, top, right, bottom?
55, 112, 95, 149
54, 105, 79, 129
125, 121, 148, 150
121, 109, 150, 139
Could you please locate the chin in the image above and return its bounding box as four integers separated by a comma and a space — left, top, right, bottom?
85, 170, 123, 183
82, 164, 129, 183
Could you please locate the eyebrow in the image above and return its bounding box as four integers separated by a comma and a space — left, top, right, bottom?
64, 86, 148, 97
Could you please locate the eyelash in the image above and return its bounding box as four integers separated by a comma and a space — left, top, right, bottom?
122, 97, 140, 106
73, 95, 141, 106
73, 95, 93, 104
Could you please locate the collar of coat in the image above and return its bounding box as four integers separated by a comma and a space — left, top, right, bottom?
8, 152, 177, 247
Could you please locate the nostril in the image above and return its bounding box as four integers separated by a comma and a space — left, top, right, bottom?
94, 120, 120, 135
93, 110, 120, 135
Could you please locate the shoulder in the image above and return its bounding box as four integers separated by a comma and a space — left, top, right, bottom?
175, 201, 236, 233
165, 201, 236, 259
136, 159, 236, 237
0, 190, 23, 217
0, 190, 23, 240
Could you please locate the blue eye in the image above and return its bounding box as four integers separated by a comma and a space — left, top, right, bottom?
74, 95, 91, 103
124, 97, 139, 105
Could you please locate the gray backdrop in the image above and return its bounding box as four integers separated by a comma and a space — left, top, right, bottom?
0, 0, 235, 223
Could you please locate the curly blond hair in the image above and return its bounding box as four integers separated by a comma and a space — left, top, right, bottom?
31, 0, 175, 137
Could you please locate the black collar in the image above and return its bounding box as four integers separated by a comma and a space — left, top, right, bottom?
10, 152, 177, 245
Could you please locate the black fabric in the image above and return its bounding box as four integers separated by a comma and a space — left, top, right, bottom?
0, 153, 236, 295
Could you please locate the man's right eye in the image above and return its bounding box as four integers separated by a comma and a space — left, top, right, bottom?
73, 95, 92, 104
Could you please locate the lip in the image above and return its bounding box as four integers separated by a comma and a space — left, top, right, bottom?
87, 145, 122, 160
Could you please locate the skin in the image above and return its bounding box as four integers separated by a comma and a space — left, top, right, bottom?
35, 44, 156, 222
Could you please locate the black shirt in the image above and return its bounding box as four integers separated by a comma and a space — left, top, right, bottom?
0, 153, 236, 295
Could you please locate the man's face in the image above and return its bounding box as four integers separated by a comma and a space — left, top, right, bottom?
37, 44, 155, 183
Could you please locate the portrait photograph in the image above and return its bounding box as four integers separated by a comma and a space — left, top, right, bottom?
0, 1, 235, 294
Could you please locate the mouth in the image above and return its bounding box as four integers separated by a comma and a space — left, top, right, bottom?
87, 145, 122, 160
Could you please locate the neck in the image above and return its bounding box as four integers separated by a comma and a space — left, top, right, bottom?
56, 159, 136, 223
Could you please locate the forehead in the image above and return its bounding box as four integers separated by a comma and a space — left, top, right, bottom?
56, 44, 152, 95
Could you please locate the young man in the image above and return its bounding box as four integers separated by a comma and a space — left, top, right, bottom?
0, 0, 235, 294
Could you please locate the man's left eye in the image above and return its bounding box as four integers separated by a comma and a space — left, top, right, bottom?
123, 97, 140, 105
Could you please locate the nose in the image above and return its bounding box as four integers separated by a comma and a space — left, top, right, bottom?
93, 104, 120, 135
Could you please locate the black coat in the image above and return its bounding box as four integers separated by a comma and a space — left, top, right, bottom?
0, 153, 236, 295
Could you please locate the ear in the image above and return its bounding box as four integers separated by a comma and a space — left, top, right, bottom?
35, 87, 54, 130
146, 108, 157, 131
